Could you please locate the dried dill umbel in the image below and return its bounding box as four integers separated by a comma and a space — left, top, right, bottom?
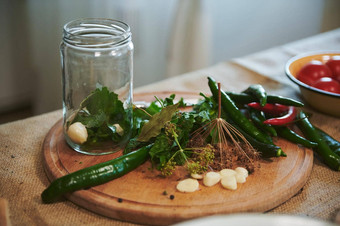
159, 122, 215, 177
188, 132, 260, 173
189, 82, 260, 173
186, 144, 215, 174
211, 142, 260, 173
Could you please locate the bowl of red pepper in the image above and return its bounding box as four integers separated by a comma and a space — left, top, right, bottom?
285, 51, 340, 117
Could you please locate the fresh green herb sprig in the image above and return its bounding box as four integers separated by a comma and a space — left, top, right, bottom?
126, 94, 216, 176
70, 86, 131, 146
158, 121, 215, 176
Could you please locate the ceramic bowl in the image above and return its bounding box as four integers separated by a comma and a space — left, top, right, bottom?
285, 51, 340, 117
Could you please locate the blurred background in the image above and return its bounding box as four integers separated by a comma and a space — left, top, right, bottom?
1, 0, 340, 123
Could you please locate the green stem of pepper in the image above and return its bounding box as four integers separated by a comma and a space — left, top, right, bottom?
242, 84, 267, 107
41, 144, 152, 203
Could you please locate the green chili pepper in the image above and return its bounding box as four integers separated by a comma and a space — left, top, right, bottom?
220, 112, 284, 158
41, 144, 152, 203
242, 130, 284, 157
225, 91, 304, 107
315, 127, 340, 156
208, 77, 272, 145
275, 126, 317, 148
248, 107, 277, 137
242, 84, 267, 107
297, 111, 340, 171
232, 121, 284, 158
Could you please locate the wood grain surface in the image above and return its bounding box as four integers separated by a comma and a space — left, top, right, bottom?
0, 198, 11, 226
42, 92, 314, 225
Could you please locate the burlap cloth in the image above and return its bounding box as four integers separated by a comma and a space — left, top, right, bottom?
1, 29, 340, 225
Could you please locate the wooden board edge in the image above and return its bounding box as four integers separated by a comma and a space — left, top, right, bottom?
42, 119, 65, 182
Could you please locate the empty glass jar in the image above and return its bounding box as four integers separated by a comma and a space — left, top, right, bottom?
60, 18, 133, 155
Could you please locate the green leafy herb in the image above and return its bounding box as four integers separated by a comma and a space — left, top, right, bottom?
71, 86, 131, 146
125, 93, 221, 176
123, 94, 216, 176
149, 133, 172, 166
157, 122, 215, 176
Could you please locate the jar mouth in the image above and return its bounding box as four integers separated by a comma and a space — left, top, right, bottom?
63, 18, 131, 48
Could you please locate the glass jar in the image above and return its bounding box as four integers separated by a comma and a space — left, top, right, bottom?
60, 18, 133, 155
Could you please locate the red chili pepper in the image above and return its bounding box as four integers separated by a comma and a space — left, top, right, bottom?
247, 102, 289, 115
263, 106, 297, 126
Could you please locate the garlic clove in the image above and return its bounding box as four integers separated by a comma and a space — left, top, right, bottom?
67, 122, 88, 144
235, 174, 246, 183
191, 173, 203, 180
176, 178, 199, 193
220, 169, 237, 178
203, 172, 221, 187
221, 175, 237, 190
235, 167, 248, 178
113, 123, 124, 136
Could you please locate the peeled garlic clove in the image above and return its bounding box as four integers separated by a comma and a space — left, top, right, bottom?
191, 173, 203, 179
235, 174, 246, 183
113, 123, 124, 136
220, 169, 236, 178
176, 178, 199, 193
221, 175, 237, 190
203, 172, 221, 187
235, 167, 248, 178
67, 122, 88, 144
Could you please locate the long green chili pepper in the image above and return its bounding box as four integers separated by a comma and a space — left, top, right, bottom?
225, 91, 304, 107
275, 126, 317, 148
242, 84, 267, 107
208, 77, 272, 145
221, 112, 284, 158
241, 130, 284, 158
296, 111, 340, 171
232, 121, 284, 158
41, 145, 152, 203
248, 108, 277, 137
315, 127, 340, 156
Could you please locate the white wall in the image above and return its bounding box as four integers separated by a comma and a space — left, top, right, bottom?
0, 1, 35, 112
26, 0, 178, 114
208, 0, 324, 62
1, 0, 339, 115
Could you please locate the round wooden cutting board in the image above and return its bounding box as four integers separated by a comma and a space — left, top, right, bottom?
42, 91, 314, 225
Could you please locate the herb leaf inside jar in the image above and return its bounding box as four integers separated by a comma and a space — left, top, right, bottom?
70, 86, 131, 146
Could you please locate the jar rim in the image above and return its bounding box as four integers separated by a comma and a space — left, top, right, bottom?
63, 18, 131, 48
